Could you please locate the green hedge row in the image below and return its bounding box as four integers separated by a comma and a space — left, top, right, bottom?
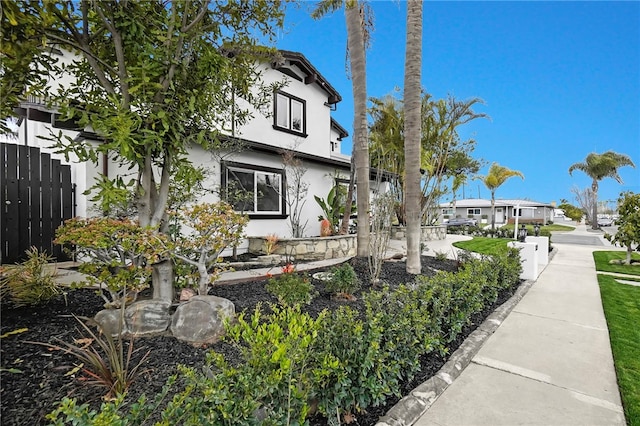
48, 248, 522, 426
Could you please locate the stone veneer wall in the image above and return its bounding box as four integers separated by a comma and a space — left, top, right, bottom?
389, 225, 447, 241
247, 234, 357, 261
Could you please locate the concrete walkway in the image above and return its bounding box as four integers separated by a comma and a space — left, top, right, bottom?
400, 226, 627, 426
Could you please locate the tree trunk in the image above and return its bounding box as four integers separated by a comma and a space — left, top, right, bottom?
152, 259, 174, 302
197, 263, 209, 295
403, 0, 423, 274
491, 192, 496, 231
591, 179, 599, 230
340, 156, 356, 234
345, 3, 370, 258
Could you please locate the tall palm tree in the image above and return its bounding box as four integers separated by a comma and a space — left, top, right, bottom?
568, 151, 635, 229
403, 0, 423, 274
478, 163, 524, 231
312, 0, 372, 257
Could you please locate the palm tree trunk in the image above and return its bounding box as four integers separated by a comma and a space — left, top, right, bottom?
346, 3, 370, 257
491, 191, 496, 231
592, 179, 599, 230
403, 0, 423, 274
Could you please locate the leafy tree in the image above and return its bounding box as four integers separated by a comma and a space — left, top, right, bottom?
557, 199, 584, 223
369, 93, 484, 226
477, 163, 524, 231
605, 192, 640, 265
312, 0, 372, 257
568, 151, 636, 230
2, 1, 288, 299
403, 0, 423, 274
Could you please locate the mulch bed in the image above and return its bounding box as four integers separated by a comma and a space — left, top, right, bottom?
1, 255, 520, 425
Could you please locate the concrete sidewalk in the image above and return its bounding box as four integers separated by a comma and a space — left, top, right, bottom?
407, 240, 626, 426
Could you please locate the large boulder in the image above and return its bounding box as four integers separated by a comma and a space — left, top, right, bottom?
125, 299, 172, 336
171, 296, 235, 345
94, 309, 128, 337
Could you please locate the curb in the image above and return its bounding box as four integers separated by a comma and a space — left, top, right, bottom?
376, 277, 536, 426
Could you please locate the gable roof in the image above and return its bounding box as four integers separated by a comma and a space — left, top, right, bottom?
273, 50, 342, 105
330, 118, 348, 140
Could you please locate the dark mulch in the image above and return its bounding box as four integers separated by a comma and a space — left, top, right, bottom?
1, 255, 519, 425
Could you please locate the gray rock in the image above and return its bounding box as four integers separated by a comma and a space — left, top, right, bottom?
171, 296, 235, 344
125, 299, 172, 336
94, 309, 128, 337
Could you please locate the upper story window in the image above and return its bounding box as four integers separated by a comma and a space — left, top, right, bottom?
274, 91, 307, 137
223, 162, 284, 217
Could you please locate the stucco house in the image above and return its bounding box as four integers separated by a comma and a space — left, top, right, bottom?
439, 198, 555, 226
2, 48, 371, 261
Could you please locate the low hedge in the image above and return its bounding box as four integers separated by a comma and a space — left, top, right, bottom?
48, 249, 522, 425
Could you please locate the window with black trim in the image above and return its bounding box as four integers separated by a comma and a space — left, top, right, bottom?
274, 91, 306, 136
223, 163, 284, 216
467, 208, 481, 215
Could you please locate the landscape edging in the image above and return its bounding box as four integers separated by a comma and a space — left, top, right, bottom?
376, 277, 536, 426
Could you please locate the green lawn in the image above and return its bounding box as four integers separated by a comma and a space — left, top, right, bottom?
593, 251, 640, 276
452, 237, 513, 255
498, 223, 575, 233
597, 274, 640, 426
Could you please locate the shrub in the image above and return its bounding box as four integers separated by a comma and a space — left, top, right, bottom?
0, 247, 60, 306
325, 263, 360, 297
365, 284, 440, 388
310, 306, 387, 422
266, 267, 315, 307
163, 306, 322, 424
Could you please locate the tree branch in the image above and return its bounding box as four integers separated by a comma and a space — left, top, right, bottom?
93, 2, 130, 109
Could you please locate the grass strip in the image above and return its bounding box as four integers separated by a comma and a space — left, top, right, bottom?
453, 237, 512, 255
597, 274, 640, 426
593, 251, 640, 276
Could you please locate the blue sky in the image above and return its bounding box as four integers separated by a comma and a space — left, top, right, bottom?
275, 1, 640, 207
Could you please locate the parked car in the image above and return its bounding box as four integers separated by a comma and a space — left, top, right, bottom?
445, 217, 478, 226
597, 217, 614, 227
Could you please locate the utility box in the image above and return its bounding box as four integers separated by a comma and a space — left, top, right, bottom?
526, 236, 549, 266
508, 241, 539, 280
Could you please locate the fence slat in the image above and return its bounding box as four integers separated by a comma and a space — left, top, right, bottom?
18, 145, 31, 256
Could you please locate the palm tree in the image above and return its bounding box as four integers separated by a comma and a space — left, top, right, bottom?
478, 163, 524, 231
312, 0, 372, 257
568, 151, 635, 230
403, 0, 423, 274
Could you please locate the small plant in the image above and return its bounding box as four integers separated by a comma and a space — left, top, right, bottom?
265, 265, 315, 306
325, 263, 360, 300
434, 249, 449, 261
264, 233, 279, 255
0, 246, 60, 306
31, 315, 150, 401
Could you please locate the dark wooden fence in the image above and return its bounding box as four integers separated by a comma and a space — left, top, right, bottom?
1, 142, 75, 264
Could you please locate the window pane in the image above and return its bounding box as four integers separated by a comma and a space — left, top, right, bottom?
291, 99, 303, 131
227, 169, 255, 212
256, 173, 281, 212
276, 94, 289, 128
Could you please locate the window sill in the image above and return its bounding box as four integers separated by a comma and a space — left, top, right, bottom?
272, 125, 307, 138
245, 213, 288, 220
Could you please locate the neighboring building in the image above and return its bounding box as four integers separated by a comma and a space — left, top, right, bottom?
2, 48, 369, 259
439, 198, 555, 225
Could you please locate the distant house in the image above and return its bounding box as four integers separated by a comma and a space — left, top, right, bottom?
439, 198, 555, 225
3, 48, 374, 261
